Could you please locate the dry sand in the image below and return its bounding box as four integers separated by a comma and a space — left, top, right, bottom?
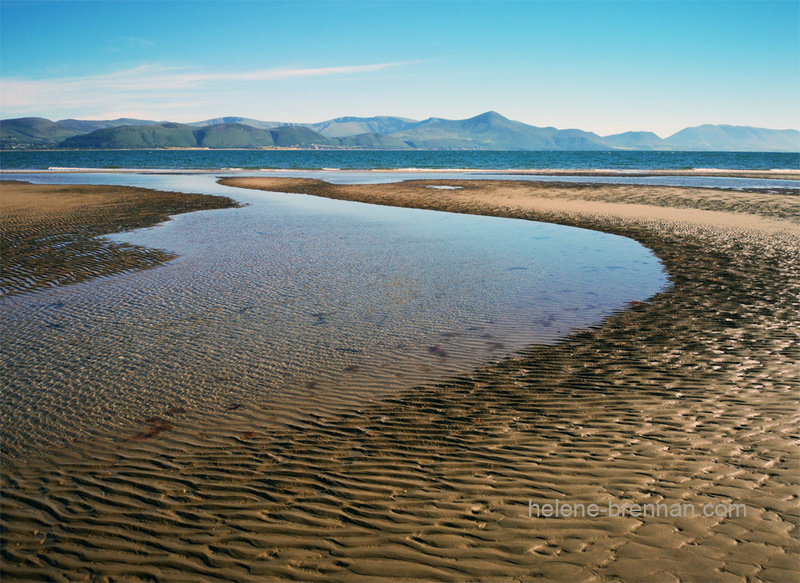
2, 177, 799, 582
462, 169, 800, 181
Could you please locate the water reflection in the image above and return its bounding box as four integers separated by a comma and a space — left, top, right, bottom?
0, 174, 668, 459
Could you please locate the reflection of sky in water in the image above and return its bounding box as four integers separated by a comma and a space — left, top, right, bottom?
1, 173, 669, 459
5, 169, 798, 190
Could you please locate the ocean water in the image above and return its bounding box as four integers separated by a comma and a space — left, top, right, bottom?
1, 173, 669, 459
2, 148, 799, 171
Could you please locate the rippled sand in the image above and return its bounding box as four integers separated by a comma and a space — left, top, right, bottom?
2, 177, 799, 582
0, 180, 239, 296
1, 176, 666, 461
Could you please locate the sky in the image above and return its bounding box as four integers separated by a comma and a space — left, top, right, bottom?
1, 0, 798, 137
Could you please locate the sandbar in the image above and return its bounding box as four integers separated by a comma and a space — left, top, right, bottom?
0, 180, 239, 296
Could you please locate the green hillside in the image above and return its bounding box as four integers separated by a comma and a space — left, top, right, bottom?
269, 126, 337, 148
0, 117, 163, 148
60, 123, 198, 148
194, 124, 275, 148
57, 122, 337, 149
0, 117, 80, 148
55, 118, 159, 133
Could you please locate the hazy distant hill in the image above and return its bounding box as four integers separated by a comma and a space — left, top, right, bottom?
603, 131, 669, 150
391, 112, 611, 150
188, 117, 284, 130
3, 113, 798, 151
337, 132, 413, 149
665, 124, 800, 152
306, 116, 420, 138
550, 128, 610, 150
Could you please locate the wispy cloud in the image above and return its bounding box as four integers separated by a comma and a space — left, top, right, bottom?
107, 36, 157, 53
0, 61, 408, 118
119, 36, 156, 49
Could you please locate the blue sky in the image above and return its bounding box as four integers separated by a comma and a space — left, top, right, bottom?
1, 0, 798, 136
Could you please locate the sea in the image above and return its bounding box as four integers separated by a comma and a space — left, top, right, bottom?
1, 148, 799, 172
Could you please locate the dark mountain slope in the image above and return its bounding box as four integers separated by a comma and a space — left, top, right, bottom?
60, 123, 198, 148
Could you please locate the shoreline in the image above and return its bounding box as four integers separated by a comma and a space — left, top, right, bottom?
0, 180, 240, 297
2, 177, 798, 581
2, 167, 799, 181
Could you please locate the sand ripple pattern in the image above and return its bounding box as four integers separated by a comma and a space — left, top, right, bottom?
0, 181, 239, 297
1, 176, 666, 460
2, 179, 799, 582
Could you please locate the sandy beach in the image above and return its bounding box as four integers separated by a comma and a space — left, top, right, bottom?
2, 177, 799, 582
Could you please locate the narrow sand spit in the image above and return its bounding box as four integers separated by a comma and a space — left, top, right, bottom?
0, 180, 239, 296
465, 169, 800, 181
2, 178, 799, 582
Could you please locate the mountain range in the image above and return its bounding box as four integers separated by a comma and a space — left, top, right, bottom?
2, 111, 798, 152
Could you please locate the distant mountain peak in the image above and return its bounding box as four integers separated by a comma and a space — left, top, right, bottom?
2, 114, 798, 151
467, 111, 509, 124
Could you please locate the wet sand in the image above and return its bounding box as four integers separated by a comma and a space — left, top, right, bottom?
0, 180, 239, 296
2, 177, 799, 582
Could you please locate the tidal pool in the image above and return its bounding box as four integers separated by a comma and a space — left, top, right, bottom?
0, 173, 669, 459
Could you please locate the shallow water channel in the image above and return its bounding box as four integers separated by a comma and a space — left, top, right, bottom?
1, 173, 669, 459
